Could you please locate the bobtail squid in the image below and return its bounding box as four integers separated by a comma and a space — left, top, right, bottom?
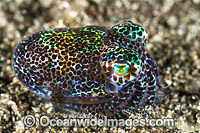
12, 20, 168, 118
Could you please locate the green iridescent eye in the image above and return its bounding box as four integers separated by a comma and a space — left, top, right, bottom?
112, 62, 129, 76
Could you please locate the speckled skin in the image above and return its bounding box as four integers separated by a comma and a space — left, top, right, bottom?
12, 20, 162, 118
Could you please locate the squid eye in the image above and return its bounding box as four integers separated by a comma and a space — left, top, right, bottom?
112, 60, 130, 76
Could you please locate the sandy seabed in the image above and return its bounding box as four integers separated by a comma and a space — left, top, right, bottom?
0, 0, 200, 132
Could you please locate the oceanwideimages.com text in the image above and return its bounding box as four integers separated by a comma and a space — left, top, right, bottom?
24, 115, 174, 129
